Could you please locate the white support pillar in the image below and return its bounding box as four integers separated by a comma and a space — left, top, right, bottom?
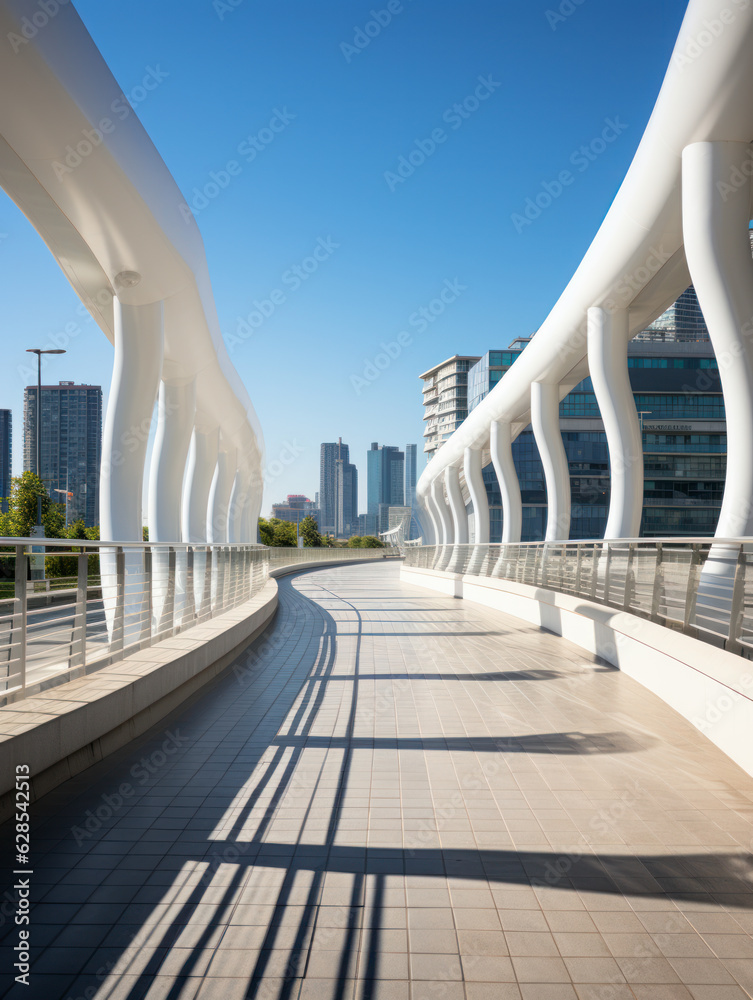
587, 307, 643, 539
228, 467, 249, 544
431, 478, 453, 545
246, 467, 263, 543
208, 445, 236, 544
490, 420, 522, 544
531, 381, 571, 541
445, 465, 468, 573
683, 140, 753, 627
683, 141, 753, 539
464, 447, 489, 545
418, 496, 438, 546
148, 374, 196, 632
100, 298, 163, 644
183, 422, 219, 543
445, 466, 469, 545
148, 375, 196, 543
464, 447, 489, 575
100, 299, 164, 542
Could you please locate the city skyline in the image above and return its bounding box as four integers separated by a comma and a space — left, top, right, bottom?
0, 0, 691, 513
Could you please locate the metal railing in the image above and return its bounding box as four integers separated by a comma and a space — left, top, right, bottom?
404, 539, 753, 658
0, 541, 400, 704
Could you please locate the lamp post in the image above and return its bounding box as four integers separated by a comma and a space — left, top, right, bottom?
25, 348, 66, 580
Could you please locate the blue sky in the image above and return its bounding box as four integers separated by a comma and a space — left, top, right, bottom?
0, 0, 690, 513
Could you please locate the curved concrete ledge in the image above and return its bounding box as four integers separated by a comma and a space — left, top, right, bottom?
403, 564, 753, 777
0, 579, 279, 824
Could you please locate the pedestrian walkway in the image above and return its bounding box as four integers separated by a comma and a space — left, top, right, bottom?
2, 561, 753, 1000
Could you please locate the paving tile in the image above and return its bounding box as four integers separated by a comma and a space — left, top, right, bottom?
4, 564, 753, 1000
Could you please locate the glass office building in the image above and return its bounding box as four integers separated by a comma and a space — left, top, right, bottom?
23, 381, 102, 527
367, 443, 404, 534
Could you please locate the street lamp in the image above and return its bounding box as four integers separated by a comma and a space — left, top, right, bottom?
25, 349, 65, 580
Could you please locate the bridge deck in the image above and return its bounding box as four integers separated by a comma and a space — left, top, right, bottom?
3, 561, 753, 1000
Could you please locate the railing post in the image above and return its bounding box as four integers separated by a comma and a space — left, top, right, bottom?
12, 545, 27, 695
603, 543, 612, 605
201, 545, 212, 621
141, 546, 153, 644
623, 543, 636, 611
70, 551, 88, 672
575, 544, 584, 597
725, 546, 747, 655
590, 543, 600, 601
682, 544, 702, 634
111, 547, 126, 654
651, 542, 664, 623
183, 546, 196, 628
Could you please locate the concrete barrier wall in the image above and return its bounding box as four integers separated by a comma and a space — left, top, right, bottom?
403, 565, 753, 778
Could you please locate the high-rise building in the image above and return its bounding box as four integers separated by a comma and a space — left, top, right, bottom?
367, 443, 404, 534
320, 439, 358, 538
420, 355, 481, 459
271, 495, 320, 528
23, 381, 102, 527
404, 443, 420, 539
335, 455, 358, 538
633, 286, 709, 343
0, 410, 11, 513
452, 286, 725, 541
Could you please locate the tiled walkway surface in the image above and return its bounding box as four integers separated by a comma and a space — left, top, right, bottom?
3, 561, 753, 1000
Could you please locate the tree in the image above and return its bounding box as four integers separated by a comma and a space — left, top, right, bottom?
46, 519, 100, 579
300, 516, 323, 548
360, 535, 385, 548
258, 517, 274, 546
0, 472, 65, 540
258, 517, 298, 547
347, 536, 363, 548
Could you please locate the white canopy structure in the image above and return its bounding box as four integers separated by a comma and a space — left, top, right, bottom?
0, 0, 264, 544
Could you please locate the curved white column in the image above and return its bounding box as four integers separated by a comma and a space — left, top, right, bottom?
208, 446, 236, 544
683, 141, 753, 539
490, 420, 522, 544
445, 465, 468, 572
430, 478, 453, 569
183, 422, 219, 543
464, 447, 489, 575
246, 468, 263, 543
148, 375, 196, 542
147, 374, 196, 632
431, 478, 454, 546
587, 307, 643, 539
531, 381, 570, 541
100, 298, 163, 644
228, 468, 249, 544
445, 466, 469, 545
464, 447, 489, 545
100, 299, 164, 542
418, 496, 438, 546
